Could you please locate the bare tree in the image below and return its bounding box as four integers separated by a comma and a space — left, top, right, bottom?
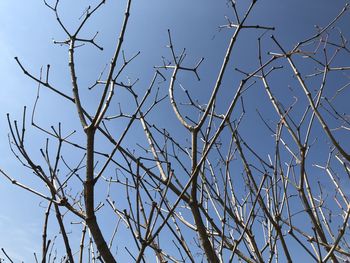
1, 0, 350, 262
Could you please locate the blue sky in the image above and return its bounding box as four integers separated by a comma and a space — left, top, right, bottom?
0, 0, 349, 261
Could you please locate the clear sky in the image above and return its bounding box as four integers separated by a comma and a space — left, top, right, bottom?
0, 0, 349, 261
